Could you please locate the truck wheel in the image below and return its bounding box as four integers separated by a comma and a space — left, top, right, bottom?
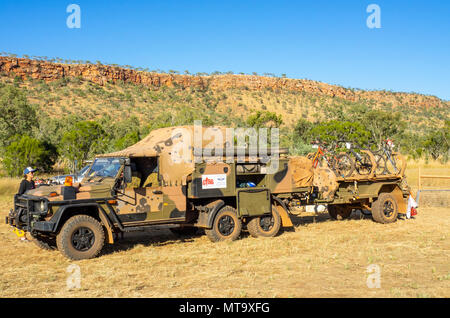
206, 206, 242, 242
371, 193, 398, 224
328, 205, 352, 220
31, 233, 57, 251
247, 205, 281, 238
56, 215, 105, 260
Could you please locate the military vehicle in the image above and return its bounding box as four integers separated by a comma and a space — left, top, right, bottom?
6, 126, 411, 260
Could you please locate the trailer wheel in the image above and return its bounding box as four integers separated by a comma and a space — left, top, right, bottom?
206, 206, 242, 242
247, 205, 282, 238
371, 193, 398, 223
328, 205, 352, 220
56, 214, 105, 260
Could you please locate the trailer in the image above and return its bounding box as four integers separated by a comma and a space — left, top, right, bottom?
311, 153, 410, 222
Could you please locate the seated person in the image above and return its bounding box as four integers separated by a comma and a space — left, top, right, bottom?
127, 170, 142, 189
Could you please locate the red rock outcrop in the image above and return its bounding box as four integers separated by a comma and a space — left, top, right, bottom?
0, 57, 447, 109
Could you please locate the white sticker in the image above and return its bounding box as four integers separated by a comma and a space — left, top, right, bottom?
202, 174, 227, 189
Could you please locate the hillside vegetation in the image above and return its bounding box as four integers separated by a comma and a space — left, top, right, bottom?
0, 55, 448, 175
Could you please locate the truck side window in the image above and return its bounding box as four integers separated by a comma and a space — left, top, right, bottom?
130, 157, 159, 188
144, 165, 159, 187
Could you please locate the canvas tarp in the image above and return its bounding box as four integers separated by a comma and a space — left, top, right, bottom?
289, 156, 314, 187
97, 125, 228, 185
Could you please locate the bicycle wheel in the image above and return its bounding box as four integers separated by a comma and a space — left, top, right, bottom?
385, 153, 401, 175
373, 153, 386, 175
354, 152, 372, 175
334, 153, 354, 178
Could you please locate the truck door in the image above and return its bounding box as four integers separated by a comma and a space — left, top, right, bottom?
115, 157, 186, 223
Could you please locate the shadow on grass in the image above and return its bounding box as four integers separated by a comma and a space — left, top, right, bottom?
101, 226, 205, 256
288, 209, 373, 228
100, 210, 376, 256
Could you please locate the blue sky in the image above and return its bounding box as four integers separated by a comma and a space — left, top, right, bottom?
0, 0, 449, 100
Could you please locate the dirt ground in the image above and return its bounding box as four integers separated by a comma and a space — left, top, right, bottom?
0, 200, 448, 298
0, 162, 448, 298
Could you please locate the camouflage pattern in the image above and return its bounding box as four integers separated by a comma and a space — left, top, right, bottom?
7, 125, 409, 253
313, 167, 339, 201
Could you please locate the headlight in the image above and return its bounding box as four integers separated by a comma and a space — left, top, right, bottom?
34, 201, 47, 214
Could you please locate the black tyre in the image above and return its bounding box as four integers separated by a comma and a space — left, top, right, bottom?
371, 193, 398, 224
355, 152, 372, 175
56, 214, 105, 260
205, 206, 242, 242
31, 233, 57, 251
374, 153, 386, 175
247, 205, 282, 238
334, 153, 355, 178
328, 204, 353, 220
385, 153, 402, 175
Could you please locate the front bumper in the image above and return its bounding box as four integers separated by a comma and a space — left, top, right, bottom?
5, 214, 14, 226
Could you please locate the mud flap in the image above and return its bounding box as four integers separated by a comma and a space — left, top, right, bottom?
275, 204, 293, 228
98, 211, 115, 244
390, 186, 407, 214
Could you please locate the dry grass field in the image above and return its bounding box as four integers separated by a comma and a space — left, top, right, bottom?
0, 161, 448, 298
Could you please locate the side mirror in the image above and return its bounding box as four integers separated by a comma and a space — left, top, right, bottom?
123, 165, 132, 184
119, 158, 130, 165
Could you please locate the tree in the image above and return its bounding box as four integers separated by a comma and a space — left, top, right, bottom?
309, 120, 371, 148
246, 111, 283, 128
422, 122, 449, 161
0, 85, 37, 148
2, 135, 57, 177
60, 121, 106, 171
362, 110, 405, 148
293, 119, 314, 144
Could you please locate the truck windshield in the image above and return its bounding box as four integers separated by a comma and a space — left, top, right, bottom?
85, 158, 121, 180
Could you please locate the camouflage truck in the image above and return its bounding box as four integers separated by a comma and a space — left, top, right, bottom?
6, 126, 411, 260
6, 126, 316, 260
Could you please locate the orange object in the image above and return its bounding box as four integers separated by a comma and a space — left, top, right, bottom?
49, 192, 58, 197
64, 176, 73, 187
107, 200, 117, 205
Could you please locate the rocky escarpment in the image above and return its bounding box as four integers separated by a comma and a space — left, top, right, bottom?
0, 56, 447, 109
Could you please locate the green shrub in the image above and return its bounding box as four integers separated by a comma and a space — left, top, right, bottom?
2, 135, 57, 177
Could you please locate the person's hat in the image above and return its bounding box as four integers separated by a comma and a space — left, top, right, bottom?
23, 167, 37, 175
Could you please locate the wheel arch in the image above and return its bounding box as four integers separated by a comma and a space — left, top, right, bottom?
377, 184, 407, 214
51, 203, 115, 243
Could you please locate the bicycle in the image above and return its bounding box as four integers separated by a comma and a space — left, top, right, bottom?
338, 141, 386, 176
307, 140, 354, 178
374, 139, 402, 175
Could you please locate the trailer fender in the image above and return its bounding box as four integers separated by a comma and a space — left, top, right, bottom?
389, 186, 407, 214
272, 196, 293, 228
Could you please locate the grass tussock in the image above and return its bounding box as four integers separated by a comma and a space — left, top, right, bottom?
0, 177, 21, 196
